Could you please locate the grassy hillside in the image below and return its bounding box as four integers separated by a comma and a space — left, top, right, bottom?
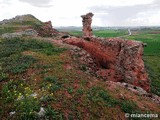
0, 15, 160, 119
0, 15, 42, 35
0, 37, 159, 119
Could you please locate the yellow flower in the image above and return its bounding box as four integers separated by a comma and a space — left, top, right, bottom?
33, 96, 37, 99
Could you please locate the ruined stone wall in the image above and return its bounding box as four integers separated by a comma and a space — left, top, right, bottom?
64, 37, 150, 92
63, 12, 150, 92
81, 13, 94, 38
36, 21, 59, 37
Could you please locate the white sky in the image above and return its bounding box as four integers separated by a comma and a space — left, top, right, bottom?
0, 0, 160, 26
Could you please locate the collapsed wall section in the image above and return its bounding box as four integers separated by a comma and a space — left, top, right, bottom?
36, 21, 59, 37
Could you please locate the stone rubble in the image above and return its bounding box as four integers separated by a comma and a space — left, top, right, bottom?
37, 107, 45, 117
1, 29, 38, 39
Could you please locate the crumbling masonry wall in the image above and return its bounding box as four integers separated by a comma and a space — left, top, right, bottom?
36, 21, 59, 37
64, 12, 150, 92
64, 37, 150, 92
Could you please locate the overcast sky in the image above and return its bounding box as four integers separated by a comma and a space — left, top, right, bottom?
0, 0, 160, 26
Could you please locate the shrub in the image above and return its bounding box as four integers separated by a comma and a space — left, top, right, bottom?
45, 106, 64, 120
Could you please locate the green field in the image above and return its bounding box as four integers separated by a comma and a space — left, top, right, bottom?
69, 29, 160, 95
69, 29, 128, 38
93, 29, 128, 38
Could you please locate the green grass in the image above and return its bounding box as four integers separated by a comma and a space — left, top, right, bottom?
126, 33, 160, 56
93, 29, 128, 38
69, 29, 128, 38
0, 37, 67, 119
0, 26, 21, 35
1, 80, 40, 119
87, 86, 119, 107
144, 56, 160, 95
69, 31, 82, 37
0, 37, 66, 80
4, 55, 36, 74
45, 106, 64, 119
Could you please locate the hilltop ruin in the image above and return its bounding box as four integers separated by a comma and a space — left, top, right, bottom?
0, 13, 150, 92
64, 12, 150, 92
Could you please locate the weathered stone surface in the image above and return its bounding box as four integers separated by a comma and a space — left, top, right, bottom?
81, 12, 94, 38
64, 37, 150, 92
1, 29, 38, 39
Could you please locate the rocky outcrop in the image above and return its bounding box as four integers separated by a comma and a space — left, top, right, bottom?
81, 13, 94, 38
64, 37, 150, 92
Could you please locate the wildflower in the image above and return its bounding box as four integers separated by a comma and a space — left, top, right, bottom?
34, 96, 37, 99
